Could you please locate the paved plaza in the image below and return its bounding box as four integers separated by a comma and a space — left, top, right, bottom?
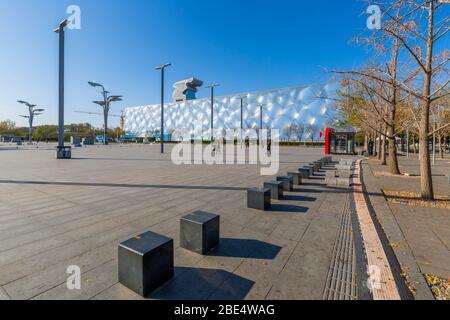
0, 144, 360, 300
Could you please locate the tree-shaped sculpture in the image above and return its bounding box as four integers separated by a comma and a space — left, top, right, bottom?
88, 81, 123, 145
17, 100, 45, 144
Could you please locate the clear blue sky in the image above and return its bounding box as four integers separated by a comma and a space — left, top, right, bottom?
0, 0, 372, 128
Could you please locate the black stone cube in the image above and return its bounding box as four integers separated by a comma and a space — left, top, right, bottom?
287, 172, 302, 185
118, 231, 174, 297
337, 178, 351, 188
325, 170, 337, 178
247, 188, 271, 211
277, 176, 294, 191
264, 180, 284, 200
309, 163, 318, 172
180, 211, 220, 255
56, 146, 72, 159
298, 167, 311, 179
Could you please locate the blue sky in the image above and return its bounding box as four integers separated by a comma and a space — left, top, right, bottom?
0, 0, 372, 128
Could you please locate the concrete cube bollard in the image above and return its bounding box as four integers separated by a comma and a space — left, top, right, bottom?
264, 181, 284, 200
248, 188, 271, 211
309, 163, 318, 173
338, 170, 352, 179
336, 164, 353, 171
337, 178, 351, 188
56, 146, 72, 159
118, 231, 174, 297
180, 211, 220, 255
299, 167, 311, 179
325, 171, 337, 179
314, 161, 322, 169
277, 176, 294, 192
340, 159, 355, 167
325, 178, 338, 186
287, 172, 302, 185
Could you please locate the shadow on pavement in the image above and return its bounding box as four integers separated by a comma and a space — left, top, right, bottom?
208, 238, 282, 260
269, 204, 309, 213
283, 195, 316, 202
0, 180, 247, 192
150, 267, 254, 300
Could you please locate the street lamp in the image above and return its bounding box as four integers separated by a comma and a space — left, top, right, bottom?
258, 104, 265, 144
235, 96, 247, 145
206, 84, 220, 142
88, 81, 123, 145
53, 19, 70, 159
155, 63, 171, 154
17, 100, 44, 144
237, 96, 248, 131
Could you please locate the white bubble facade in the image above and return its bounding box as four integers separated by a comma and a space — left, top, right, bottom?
124, 83, 339, 141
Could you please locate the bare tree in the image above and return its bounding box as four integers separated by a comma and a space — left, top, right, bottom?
336, 0, 449, 199
380, 0, 449, 199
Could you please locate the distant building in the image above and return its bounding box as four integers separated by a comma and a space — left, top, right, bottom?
172, 78, 204, 102
125, 83, 340, 142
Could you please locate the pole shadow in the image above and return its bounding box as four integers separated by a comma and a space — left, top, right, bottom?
0, 180, 247, 192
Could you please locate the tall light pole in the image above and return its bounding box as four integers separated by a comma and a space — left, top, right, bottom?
238, 96, 247, 131
88, 81, 123, 145
155, 63, 171, 154
17, 101, 44, 144
53, 19, 69, 158
238, 96, 246, 144
258, 104, 264, 144
206, 84, 220, 142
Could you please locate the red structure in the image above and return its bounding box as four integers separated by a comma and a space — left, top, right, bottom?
324, 128, 356, 155
325, 128, 332, 155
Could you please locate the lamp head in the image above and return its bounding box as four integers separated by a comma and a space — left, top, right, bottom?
155, 63, 172, 70
53, 19, 68, 33
93, 101, 106, 107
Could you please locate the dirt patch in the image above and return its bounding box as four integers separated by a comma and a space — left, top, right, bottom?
425, 274, 450, 300
382, 190, 450, 209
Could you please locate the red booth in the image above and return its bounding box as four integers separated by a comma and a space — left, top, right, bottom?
325, 128, 356, 155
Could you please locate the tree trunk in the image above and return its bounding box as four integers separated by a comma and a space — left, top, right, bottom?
413, 135, 417, 154
419, 118, 433, 199
387, 124, 400, 174
381, 133, 387, 165
378, 129, 382, 160
418, 0, 435, 200
439, 134, 444, 159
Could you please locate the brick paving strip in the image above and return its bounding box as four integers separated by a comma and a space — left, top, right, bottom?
353, 159, 401, 300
